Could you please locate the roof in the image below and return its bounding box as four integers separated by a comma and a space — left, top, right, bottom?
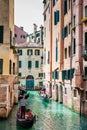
15, 42, 43, 48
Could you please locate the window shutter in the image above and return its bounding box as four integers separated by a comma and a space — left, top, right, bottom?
62, 28, 65, 39
54, 11, 56, 25
19, 61, 22, 68
55, 71, 58, 79
70, 68, 74, 78
35, 61, 39, 68
56, 10, 59, 23
0, 59, 3, 74
62, 70, 66, 80
65, 70, 68, 80
52, 71, 54, 79
0, 26, 3, 43
28, 61, 32, 68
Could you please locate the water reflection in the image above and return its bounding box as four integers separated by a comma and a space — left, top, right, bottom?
0, 91, 87, 130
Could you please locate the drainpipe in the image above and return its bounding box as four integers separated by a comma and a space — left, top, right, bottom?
49, 0, 52, 97
70, 0, 73, 92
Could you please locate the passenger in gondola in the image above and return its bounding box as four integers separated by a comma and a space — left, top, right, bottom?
19, 95, 27, 119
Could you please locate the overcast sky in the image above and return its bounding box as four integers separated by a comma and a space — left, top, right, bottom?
14, 0, 43, 34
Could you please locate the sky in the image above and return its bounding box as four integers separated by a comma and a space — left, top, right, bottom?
14, 0, 43, 34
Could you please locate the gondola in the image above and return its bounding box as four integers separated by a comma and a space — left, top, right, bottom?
17, 108, 36, 128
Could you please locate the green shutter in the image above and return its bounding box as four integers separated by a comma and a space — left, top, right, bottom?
28, 61, 32, 68
65, 70, 68, 80
62, 70, 66, 80
70, 68, 74, 78
19, 61, 22, 68
54, 11, 56, 25
55, 71, 58, 79
35, 61, 39, 68
56, 10, 59, 23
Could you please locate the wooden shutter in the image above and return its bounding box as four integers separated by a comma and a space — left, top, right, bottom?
0, 26, 3, 43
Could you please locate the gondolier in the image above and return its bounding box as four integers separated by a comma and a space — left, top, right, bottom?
19, 95, 27, 119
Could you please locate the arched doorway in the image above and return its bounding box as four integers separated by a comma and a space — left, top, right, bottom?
26, 75, 34, 89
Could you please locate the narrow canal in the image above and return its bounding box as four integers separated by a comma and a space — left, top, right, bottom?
0, 91, 87, 130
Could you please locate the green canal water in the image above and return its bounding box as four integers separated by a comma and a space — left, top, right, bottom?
0, 91, 87, 130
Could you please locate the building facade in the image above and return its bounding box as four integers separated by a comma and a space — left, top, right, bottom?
43, 0, 87, 115
0, 0, 18, 118
28, 24, 44, 46
14, 25, 28, 44
17, 42, 43, 90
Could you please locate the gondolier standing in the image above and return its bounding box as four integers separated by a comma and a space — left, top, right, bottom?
20, 95, 27, 119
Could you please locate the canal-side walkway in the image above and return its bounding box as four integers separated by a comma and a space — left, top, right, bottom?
0, 91, 87, 130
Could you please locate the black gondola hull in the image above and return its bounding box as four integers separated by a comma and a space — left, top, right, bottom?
17, 115, 35, 128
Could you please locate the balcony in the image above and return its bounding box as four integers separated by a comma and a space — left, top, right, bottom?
81, 17, 87, 23
82, 46, 87, 61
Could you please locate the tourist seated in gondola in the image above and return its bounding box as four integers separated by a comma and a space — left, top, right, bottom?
25, 109, 33, 119
19, 95, 27, 119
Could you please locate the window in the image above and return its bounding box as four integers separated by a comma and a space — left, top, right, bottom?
62, 26, 68, 39
85, 6, 87, 17
13, 63, 15, 74
73, 15, 76, 26
0, 59, 3, 74
44, 14, 46, 21
73, 89, 77, 97
65, 88, 67, 94
47, 51, 50, 64
36, 33, 40, 37
19, 73, 22, 77
53, 0, 55, 7
28, 61, 32, 68
65, 48, 67, 59
35, 61, 39, 68
44, 51, 46, 65
0, 26, 4, 43
54, 10, 59, 25
18, 50, 22, 55
64, 0, 67, 15
84, 67, 87, 77
55, 71, 59, 79
38, 73, 43, 77
85, 32, 87, 50
56, 43, 58, 62
39, 82, 43, 87
9, 60, 12, 74
69, 23, 71, 34
14, 34, 17, 38
19, 61, 22, 68
27, 49, 33, 55
73, 38, 76, 54
41, 56, 43, 64
68, 46, 71, 57
86, 91, 87, 100
23, 35, 25, 38
35, 50, 40, 55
